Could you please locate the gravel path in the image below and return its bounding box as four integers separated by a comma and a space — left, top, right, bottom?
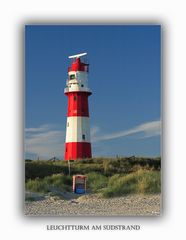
25, 193, 161, 216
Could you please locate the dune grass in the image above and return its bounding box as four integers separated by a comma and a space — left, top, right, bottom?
25, 174, 72, 193
101, 169, 161, 198
25, 158, 161, 197
25, 170, 160, 197
86, 172, 108, 192
25, 157, 161, 180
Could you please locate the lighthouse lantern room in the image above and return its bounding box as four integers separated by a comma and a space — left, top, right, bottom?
64, 53, 92, 161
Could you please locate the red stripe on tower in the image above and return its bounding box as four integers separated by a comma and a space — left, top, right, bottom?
64, 53, 92, 160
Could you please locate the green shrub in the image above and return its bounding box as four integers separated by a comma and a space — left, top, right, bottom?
101, 169, 161, 198
87, 172, 108, 192
25, 174, 72, 193
26, 178, 49, 193
137, 170, 161, 194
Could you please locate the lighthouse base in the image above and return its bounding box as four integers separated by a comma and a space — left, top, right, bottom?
64, 142, 92, 160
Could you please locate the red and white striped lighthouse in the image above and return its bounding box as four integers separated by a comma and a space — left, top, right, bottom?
64, 53, 92, 161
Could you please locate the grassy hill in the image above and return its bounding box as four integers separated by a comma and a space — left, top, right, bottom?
25, 157, 161, 197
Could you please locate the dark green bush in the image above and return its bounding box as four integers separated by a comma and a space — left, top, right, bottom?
25, 161, 69, 180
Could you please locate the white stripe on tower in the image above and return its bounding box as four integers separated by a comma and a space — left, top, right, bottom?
65, 116, 91, 143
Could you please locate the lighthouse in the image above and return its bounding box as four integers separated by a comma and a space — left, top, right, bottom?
64, 53, 92, 161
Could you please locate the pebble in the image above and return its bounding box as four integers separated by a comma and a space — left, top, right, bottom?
25, 194, 161, 216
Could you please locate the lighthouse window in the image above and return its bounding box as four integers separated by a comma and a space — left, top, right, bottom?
70, 74, 75, 80
82, 134, 85, 140
74, 96, 77, 101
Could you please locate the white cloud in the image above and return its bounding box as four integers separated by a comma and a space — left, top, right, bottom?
25, 124, 65, 159
25, 124, 56, 133
91, 120, 161, 142
25, 120, 161, 159
90, 126, 100, 137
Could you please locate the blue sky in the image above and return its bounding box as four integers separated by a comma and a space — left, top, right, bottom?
25, 25, 161, 159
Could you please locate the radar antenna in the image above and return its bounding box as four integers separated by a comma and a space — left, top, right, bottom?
68, 52, 87, 59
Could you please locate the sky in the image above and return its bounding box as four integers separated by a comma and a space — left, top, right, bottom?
25, 25, 161, 159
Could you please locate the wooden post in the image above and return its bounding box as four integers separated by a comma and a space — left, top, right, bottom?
68, 160, 71, 176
